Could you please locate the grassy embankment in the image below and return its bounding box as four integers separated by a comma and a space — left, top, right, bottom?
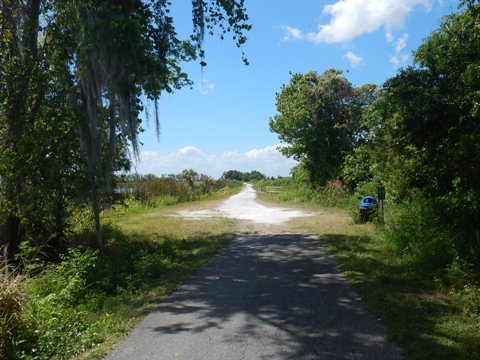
254, 179, 480, 360
1, 182, 242, 360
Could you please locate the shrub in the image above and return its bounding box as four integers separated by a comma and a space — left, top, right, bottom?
385, 194, 456, 270
144, 195, 179, 208
450, 284, 480, 317
314, 179, 350, 208
18, 249, 103, 359
444, 256, 476, 288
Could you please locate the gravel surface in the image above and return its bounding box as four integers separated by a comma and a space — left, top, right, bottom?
176, 184, 313, 225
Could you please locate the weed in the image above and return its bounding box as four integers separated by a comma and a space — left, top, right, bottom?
384, 196, 457, 270
450, 284, 480, 317
0, 271, 27, 359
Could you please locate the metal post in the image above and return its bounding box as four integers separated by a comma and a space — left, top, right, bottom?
381, 199, 384, 222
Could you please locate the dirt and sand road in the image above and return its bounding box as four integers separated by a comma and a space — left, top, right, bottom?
105, 184, 402, 359
176, 184, 313, 225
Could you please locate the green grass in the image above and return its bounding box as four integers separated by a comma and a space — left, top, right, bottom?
253, 178, 351, 209
6, 182, 479, 359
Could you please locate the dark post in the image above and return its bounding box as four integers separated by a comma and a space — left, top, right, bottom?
377, 186, 386, 222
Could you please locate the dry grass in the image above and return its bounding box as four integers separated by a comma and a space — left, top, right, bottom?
256, 192, 372, 237
0, 271, 25, 359
108, 199, 238, 239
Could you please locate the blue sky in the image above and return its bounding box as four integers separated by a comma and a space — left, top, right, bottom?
134, 0, 458, 178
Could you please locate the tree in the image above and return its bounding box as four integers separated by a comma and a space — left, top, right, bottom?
269, 70, 375, 185
392, 5, 480, 262
200, 174, 213, 193
222, 170, 244, 181
181, 169, 198, 190
0, 0, 43, 269
247, 170, 266, 181
221, 170, 266, 181
0, 0, 251, 268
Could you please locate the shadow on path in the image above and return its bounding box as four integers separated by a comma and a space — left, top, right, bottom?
106, 234, 402, 360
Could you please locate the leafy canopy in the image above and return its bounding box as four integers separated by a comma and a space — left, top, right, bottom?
269, 69, 375, 185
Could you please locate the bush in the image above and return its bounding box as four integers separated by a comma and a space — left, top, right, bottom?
444, 256, 476, 288
385, 194, 457, 270
450, 284, 480, 317
314, 179, 350, 208
144, 195, 179, 208
444, 258, 480, 317
21, 249, 103, 359
9, 238, 186, 359
28, 249, 97, 303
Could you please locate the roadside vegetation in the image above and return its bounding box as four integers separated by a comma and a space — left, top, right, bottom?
116, 172, 239, 209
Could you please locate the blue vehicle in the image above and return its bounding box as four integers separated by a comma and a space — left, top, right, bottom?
359, 196, 378, 222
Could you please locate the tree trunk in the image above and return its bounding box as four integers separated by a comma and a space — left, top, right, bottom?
0, 214, 21, 274
90, 173, 103, 249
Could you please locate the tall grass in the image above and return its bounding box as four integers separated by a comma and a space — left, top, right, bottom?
1, 271, 27, 359
116, 178, 240, 209
384, 195, 456, 270
254, 178, 350, 208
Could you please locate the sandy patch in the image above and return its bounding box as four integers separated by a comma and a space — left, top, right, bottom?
176, 184, 313, 225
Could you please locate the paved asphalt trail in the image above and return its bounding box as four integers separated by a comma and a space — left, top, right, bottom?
106, 233, 402, 359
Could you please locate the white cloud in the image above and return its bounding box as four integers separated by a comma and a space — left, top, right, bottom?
198, 79, 215, 96
388, 32, 409, 68
395, 33, 409, 53
389, 55, 400, 67
178, 145, 204, 157
386, 31, 394, 43
305, 0, 431, 43
344, 51, 363, 67
389, 53, 409, 68
282, 25, 304, 41
133, 145, 297, 178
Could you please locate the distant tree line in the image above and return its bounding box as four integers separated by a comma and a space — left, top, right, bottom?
269, 2, 480, 269
221, 170, 266, 182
